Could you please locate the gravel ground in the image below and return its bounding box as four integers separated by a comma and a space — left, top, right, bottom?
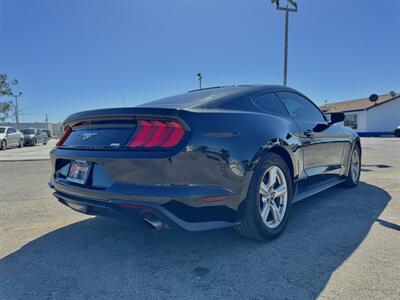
0, 138, 399, 299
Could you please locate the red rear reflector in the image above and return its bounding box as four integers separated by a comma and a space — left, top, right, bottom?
117, 203, 147, 209
127, 119, 185, 149
56, 126, 72, 146
201, 195, 228, 202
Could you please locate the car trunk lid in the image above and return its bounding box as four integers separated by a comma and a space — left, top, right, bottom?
58, 107, 189, 151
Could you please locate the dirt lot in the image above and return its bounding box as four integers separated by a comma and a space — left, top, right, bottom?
0, 138, 399, 299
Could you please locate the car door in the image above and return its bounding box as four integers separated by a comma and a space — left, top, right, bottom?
36, 130, 43, 143
276, 91, 346, 183
40, 130, 47, 143
40, 130, 48, 142
7, 127, 18, 146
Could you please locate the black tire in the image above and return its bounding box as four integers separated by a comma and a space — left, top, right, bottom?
33, 138, 37, 146
43, 141, 47, 145
0, 140, 6, 150
235, 152, 293, 241
18, 139, 24, 148
342, 144, 361, 188
395, 129, 400, 137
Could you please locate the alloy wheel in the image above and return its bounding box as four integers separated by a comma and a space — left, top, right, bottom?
351, 149, 360, 182
259, 166, 288, 229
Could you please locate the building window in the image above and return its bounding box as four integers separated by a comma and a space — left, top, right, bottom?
344, 114, 358, 129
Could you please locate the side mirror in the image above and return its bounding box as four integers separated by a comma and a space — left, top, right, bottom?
330, 112, 345, 124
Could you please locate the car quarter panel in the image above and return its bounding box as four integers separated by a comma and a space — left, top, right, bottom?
337, 125, 361, 177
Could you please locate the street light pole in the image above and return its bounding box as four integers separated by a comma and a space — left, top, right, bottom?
271, 0, 298, 87
283, 8, 289, 87
197, 73, 203, 89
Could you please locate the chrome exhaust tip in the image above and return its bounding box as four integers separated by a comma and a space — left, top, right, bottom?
143, 214, 169, 230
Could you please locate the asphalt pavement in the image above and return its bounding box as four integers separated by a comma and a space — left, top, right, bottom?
0, 138, 399, 299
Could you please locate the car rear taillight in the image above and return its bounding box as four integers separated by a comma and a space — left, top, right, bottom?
127, 120, 185, 148
56, 126, 72, 146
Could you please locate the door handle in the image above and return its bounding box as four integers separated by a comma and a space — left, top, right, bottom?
303, 129, 314, 137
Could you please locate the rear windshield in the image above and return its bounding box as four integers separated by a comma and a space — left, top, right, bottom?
139, 86, 250, 109
22, 129, 35, 134
0, 128, 5, 133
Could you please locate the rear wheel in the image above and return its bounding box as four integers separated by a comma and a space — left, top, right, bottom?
342, 145, 361, 188
18, 139, 24, 148
235, 153, 293, 240
0, 140, 6, 150
33, 138, 37, 146
43, 140, 47, 145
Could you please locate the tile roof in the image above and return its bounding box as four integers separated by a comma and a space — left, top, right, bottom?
320, 93, 400, 113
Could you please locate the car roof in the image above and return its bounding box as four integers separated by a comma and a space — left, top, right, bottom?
139, 85, 298, 109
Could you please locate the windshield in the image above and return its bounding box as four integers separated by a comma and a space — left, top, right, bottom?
0, 128, 5, 133
22, 129, 35, 134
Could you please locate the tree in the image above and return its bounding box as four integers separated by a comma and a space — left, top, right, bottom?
0, 73, 17, 122
0, 73, 15, 96
0, 101, 13, 122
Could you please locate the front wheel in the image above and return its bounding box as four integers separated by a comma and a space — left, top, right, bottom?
235, 153, 293, 240
342, 145, 361, 188
0, 140, 6, 150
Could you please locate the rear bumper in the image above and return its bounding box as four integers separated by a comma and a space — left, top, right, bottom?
49, 179, 239, 231
49, 135, 253, 231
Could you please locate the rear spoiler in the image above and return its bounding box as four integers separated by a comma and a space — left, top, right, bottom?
63, 107, 184, 127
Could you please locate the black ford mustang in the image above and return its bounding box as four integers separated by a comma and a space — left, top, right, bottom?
49, 85, 361, 240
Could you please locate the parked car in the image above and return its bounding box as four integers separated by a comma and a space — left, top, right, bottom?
43, 129, 52, 138
395, 125, 400, 137
48, 85, 361, 240
0, 126, 24, 150
21, 128, 49, 146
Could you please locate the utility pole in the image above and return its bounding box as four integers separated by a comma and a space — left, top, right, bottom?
197, 73, 203, 89
45, 112, 49, 132
12, 92, 22, 129
271, 0, 298, 86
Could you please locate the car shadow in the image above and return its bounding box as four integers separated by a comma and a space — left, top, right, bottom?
0, 182, 390, 299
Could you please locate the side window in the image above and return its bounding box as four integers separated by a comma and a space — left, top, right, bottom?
251, 93, 288, 115
276, 92, 325, 122
8, 128, 16, 133
216, 96, 259, 111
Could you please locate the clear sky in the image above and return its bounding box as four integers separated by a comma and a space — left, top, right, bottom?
0, 0, 399, 123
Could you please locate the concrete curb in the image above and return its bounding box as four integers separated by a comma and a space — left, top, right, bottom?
0, 158, 50, 162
